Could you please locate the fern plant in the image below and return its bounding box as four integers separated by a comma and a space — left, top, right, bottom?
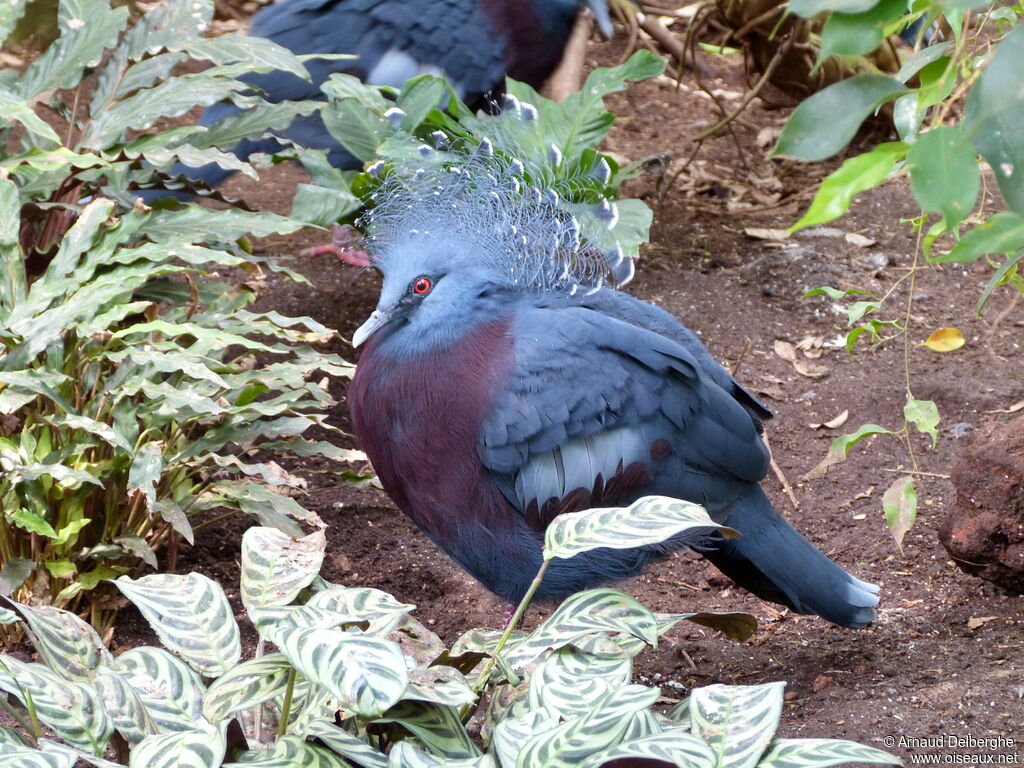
0, 498, 900, 767
0, 0, 361, 629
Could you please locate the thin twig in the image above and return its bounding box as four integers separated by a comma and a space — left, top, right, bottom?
762, 430, 800, 510
880, 468, 951, 479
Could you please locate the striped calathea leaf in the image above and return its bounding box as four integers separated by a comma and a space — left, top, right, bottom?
240, 526, 327, 612
3, 601, 112, 681
109, 647, 206, 733
127, 720, 226, 768
0, 656, 112, 755
115, 573, 241, 676
689, 682, 786, 768
543, 495, 737, 560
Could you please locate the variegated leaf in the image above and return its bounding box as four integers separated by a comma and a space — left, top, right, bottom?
249, 604, 353, 635
269, 626, 408, 716
491, 710, 558, 768
38, 739, 124, 768
111, 647, 205, 732
391, 616, 447, 668
656, 611, 758, 642
0, 726, 31, 746
94, 667, 160, 744
0, 743, 73, 768
15, 602, 112, 681
373, 700, 479, 758
403, 666, 476, 707
578, 730, 718, 768
202, 653, 293, 723
240, 527, 326, 611
386, 742, 496, 768
303, 719, 387, 768
515, 685, 660, 768
759, 738, 901, 768
287, 686, 338, 735
690, 682, 786, 768
128, 722, 226, 768
306, 585, 415, 636
504, 589, 657, 671
665, 696, 690, 724
222, 734, 349, 767
116, 573, 241, 676
526, 646, 632, 719
544, 496, 735, 560
0, 657, 111, 755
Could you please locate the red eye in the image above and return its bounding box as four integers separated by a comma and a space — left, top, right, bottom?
413, 277, 432, 295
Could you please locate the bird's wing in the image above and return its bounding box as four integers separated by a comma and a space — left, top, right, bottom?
248, 0, 506, 102
480, 302, 770, 527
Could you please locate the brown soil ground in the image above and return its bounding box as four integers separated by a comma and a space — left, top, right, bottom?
113, 14, 1024, 764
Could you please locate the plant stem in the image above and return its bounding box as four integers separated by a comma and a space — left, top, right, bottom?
277, 668, 298, 739
470, 558, 551, 696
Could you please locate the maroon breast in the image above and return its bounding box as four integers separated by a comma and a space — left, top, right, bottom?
347, 318, 515, 539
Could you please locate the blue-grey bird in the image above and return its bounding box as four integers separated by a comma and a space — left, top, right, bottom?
168, 0, 613, 191
346, 154, 881, 628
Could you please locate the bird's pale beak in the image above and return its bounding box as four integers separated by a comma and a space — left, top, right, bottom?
587, 0, 614, 39
352, 307, 393, 348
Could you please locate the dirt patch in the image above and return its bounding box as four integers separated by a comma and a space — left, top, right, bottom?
107, 18, 1024, 761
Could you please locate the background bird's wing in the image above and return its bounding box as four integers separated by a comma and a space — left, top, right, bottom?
480, 302, 770, 529
249, 0, 506, 102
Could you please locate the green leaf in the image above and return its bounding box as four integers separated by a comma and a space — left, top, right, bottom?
819, 0, 907, 58
268, 626, 408, 716
579, 731, 717, 768
305, 585, 415, 636
115, 573, 241, 676
807, 423, 890, 477
883, 475, 918, 552
505, 589, 658, 671
936, 211, 1024, 263
0, 657, 112, 755
290, 182, 362, 227
963, 24, 1024, 215
907, 126, 979, 228
0, 88, 61, 146
240, 526, 326, 611
373, 700, 480, 758
791, 143, 907, 231
110, 647, 205, 732
516, 685, 660, 768
14, 602, 111, 681
526, 646, 633, 720
93, 667, 160, 745
544, 495, 735, 561
903, 396, 939, 446
690, 682, 785, 768
977, 252, 1023, 315
222, 735, 351, 767
180, 34, 309, 78
18, 0, 129, 98
0, 0, 28, 41
0, 744, 73, 768
303, 720, 388, 768
201, 653, 293, 723
0, 557, 34, 595
128, 722, 226, 768
395, 75, 450, 131
789, 0, 880, 17
127, 443, 163, 513
759, 738, 900, 768
773, 75, 908, 161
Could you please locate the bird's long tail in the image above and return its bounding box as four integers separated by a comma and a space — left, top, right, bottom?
703, 485, 879, 628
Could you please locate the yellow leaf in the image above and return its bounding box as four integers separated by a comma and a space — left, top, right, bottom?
923, 327, 965, 352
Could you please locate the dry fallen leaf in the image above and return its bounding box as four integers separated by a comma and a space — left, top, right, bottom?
774, 340, 797, 361
809, 410, 848, 429
852, 514, 867, 520
796, 334, 825, 359
854, 486, 875, 500
793, 358, 830, 378
923, 327, 965, 353
967, 616, 999, 630
844, 232, 876, 248
745, 227, 790, 241
985, 399, 1024, 414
